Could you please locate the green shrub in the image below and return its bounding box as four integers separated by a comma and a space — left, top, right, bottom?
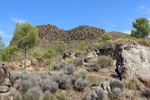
2, 46, 18, 62
56, 41, 67, 54
29, 49, 42, 58
97, 56, 113, 68
78, 42, 88, 52
43, 49, 56, 59
44, 94, 55, 100
99, 33, 112, 43
56, 91, 66, 100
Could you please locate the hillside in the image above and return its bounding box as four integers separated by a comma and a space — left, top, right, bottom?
1, 38, 150, 100
2, 25, 150, 100
10, 25, 106, 45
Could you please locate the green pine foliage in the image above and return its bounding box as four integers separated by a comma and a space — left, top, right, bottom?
131, 18, 150, 38
99, 33, 112, 43
43, 49, 56, 59
2, 46, 19, 62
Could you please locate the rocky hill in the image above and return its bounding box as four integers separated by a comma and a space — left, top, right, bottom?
10, 24, 105, 45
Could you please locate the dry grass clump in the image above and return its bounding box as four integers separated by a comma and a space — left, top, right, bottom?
122, 35, 150, 47
125, 79, 141, 90
97, 56, 113, 68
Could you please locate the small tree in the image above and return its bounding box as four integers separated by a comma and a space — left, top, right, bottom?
13, 22, 39, 69
0, 36, 5, 50
56, 41, 67, 54
78, 42, 88, 52
131, 18, 150, 38
43, 49, 56, 59
99, 33, 112, 43
2, 46, 18, 62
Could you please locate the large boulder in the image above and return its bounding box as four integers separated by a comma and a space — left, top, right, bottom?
0, 67, 7, 86
84, 51, 98, 66
138, 76, 150, 88
0, 86, 9, 93
2, 78, 11, 87
0, 92, 11, 100
114, 43, 150, 79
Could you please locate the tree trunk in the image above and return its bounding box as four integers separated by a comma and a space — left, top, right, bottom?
24, 49, 27, 69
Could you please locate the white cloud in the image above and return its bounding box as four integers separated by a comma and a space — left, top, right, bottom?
109, 24, 118, 28
138, 5, 145, 9
123, 30, 131, 34
0, 31, 10, 38
10, 17, 26, 23
136, 5, 150, 16
107, 24, 119, 31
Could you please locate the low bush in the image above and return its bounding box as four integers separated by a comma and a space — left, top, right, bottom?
57, 73, 72, 90
64, 63, 76, 75
97, 88, 104, 100
14, 79, 22, 90
53, 62, 67, 70
42, 78, 58, 93
29, 49, 42, 58
56, 91, 66, 100
44, 94, 54, 100
43, 49, 56, 59
74, 77, 88, 91
1, 46, 18, 62
99, 33, 112, 43
111, 88, 121, 99
110, 80, 124, 90
26, 86, 43, 100
79, 70, 88, 79
56, 41, 67, 55
78, 42, 88, 52
21, 73, 42, 92
72, 70, 88, 85
141, 88, 150, 98
97, 56, 113, 68
10, 70, 20, 85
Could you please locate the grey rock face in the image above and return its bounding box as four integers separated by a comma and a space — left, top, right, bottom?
115, 44, 150, 78
0, 92, 11, 100
2, 78, 11, 87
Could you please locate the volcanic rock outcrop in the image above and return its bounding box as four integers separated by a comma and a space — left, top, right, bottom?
10, 24, 105, 45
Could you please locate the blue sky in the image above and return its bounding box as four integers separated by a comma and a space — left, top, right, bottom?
0, 0, 150, 46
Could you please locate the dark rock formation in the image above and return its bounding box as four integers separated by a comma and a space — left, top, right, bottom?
10, 24, 105, 45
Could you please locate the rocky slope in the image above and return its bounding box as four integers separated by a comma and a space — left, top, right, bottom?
2, 39, 150, 100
